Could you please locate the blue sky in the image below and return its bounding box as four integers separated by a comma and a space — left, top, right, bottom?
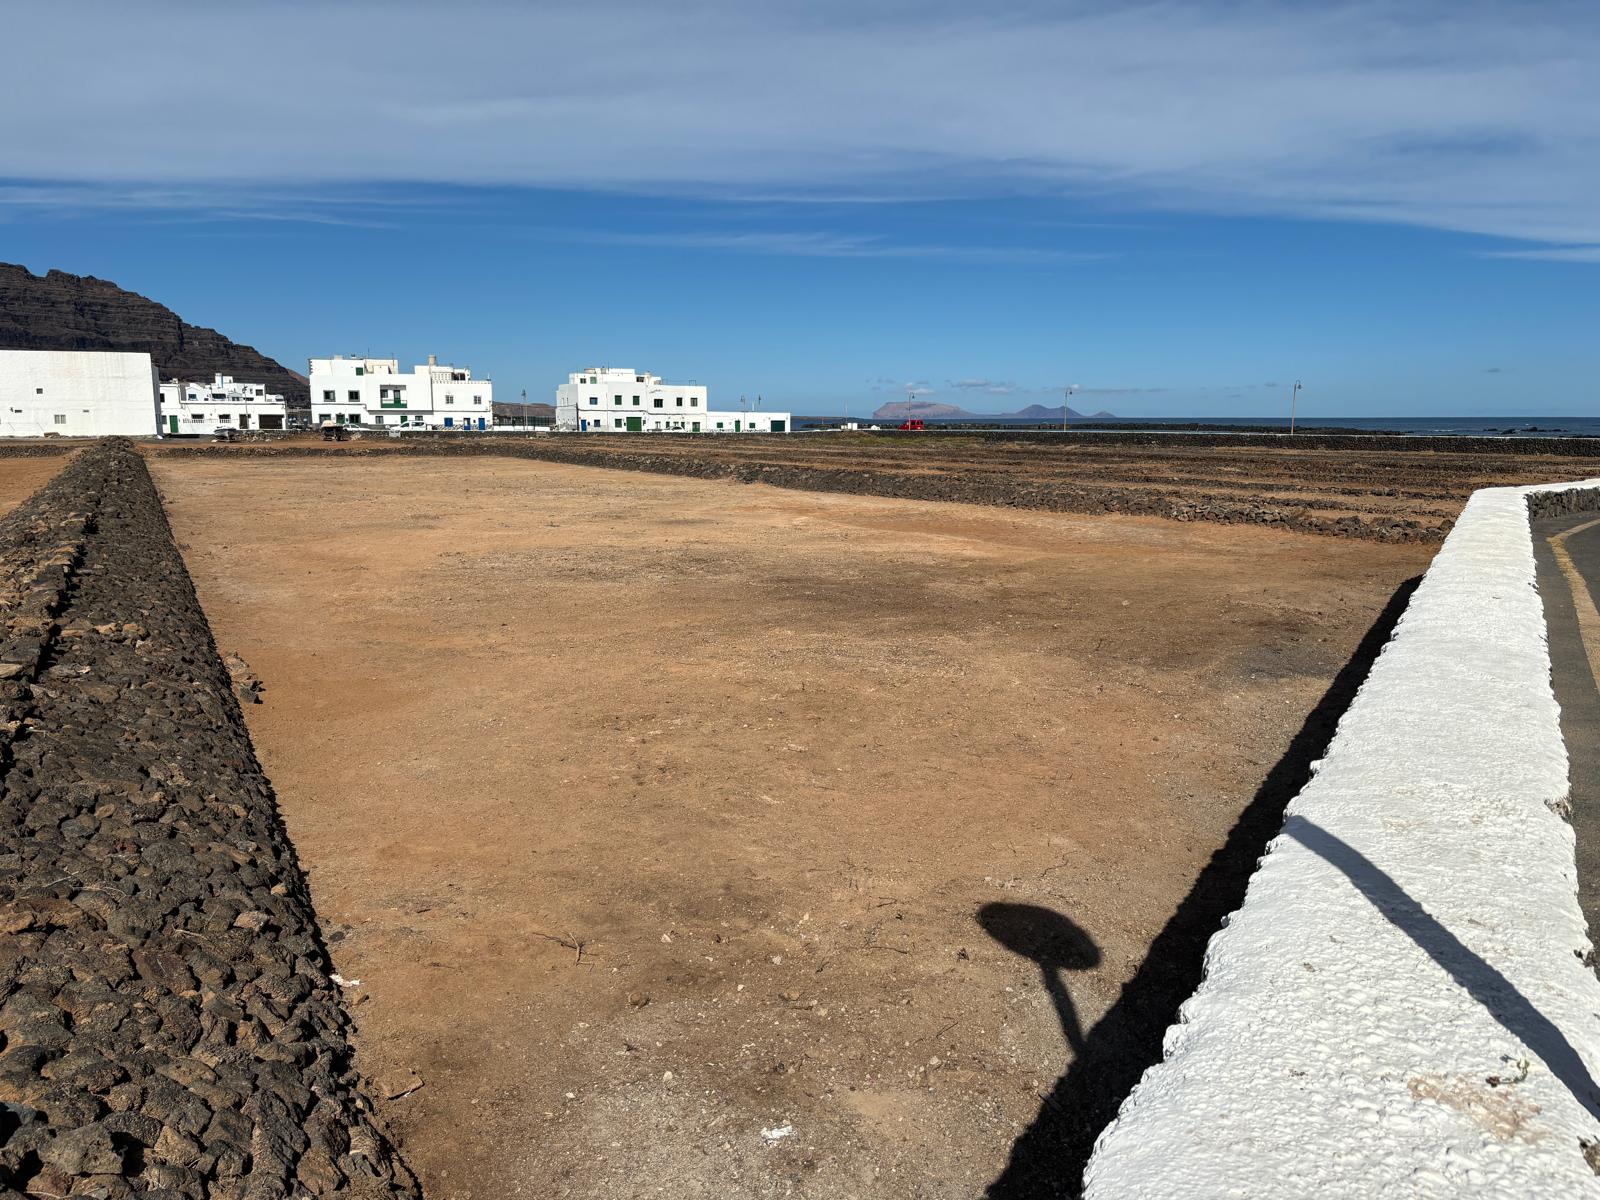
3, 1, 1597, 417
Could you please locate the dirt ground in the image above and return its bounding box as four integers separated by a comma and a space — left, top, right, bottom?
149, 455, 1433, 1199
0, 454, 69, 518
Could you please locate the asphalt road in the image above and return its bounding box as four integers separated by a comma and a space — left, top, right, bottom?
1533, 511, 1600, 947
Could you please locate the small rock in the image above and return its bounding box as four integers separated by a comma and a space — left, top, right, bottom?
379, 1070, 424, 1100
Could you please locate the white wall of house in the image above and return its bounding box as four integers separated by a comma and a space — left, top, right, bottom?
0, 350, 161, 437
158, 374, 288, 433
309, 354, 493, 429
555, 366, 788, 433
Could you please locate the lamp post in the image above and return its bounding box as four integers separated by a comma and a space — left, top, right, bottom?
1063, 385, 1078, 433
1290, 380, 1302, 435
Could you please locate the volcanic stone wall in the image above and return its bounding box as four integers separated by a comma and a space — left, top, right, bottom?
1526, 486, 1600, 522
0, 442, 416, 1199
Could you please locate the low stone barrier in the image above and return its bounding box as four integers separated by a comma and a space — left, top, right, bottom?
1084, 478, 1600, 1196
0, 442, 416, 1199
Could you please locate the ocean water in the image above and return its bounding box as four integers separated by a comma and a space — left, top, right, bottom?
797, 415, 1600, 438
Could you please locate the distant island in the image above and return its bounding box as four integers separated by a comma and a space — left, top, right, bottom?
873, 398, 1116, 420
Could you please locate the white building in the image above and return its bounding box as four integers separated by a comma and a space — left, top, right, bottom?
158, 374, 287, 434
0, 349, 161, 437
309, 354, 493, 430
555, 367, 789, 433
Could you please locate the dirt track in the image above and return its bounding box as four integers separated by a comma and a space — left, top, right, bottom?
149, 431, 1600, 542
151, 454, 1431, 1199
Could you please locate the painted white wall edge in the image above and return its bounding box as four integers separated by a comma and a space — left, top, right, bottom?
1084, 479, 1600, 1199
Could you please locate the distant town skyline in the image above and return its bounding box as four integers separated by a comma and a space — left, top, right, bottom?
3, 2, 1595, 418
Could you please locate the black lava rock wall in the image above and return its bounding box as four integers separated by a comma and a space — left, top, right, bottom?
0, 442, 417, 1199
1526, 486, 1600, 522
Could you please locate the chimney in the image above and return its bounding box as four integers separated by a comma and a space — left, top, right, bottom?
428, 354, 437, 366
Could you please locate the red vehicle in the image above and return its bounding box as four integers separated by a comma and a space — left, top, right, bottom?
898, 418, 926, 431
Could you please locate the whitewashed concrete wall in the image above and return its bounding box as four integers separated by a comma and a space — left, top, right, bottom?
1085, 479, 1600, 1199
0, 350, 160, 437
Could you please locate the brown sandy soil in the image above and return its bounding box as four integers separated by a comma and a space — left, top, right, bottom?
150, 456, 1432, 1199
0, 455, 69, 518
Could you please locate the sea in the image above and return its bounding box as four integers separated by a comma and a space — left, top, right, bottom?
794, 415, 1600, 438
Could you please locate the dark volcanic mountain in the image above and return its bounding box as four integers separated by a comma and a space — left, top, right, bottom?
1007, 403, 1117, 420
873, 399, 1117, 420
0, 263, 307, 404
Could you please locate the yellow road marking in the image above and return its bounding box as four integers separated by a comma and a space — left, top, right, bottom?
1550, 516, 1600, 694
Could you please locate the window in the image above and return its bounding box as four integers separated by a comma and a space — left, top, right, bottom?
636, 376, 644, 383
373, 414, 385, 425
34, 388, 43, 395
323, 390, 335, 402
614, 418, 623, 428
355, 366, 365, 376
348, 390, 360, 402
218, 414, 232, 422
473, 395, 482, 404
675, 397, 683, 407
588, 397, 598, 406
614, 395, 622, 405
53, 414, 66, 425
690, 397, 698, 407
716, 421, 724, 429
653, 398, 663, 408
445, 396, 454, 405
632, 396, 640, 406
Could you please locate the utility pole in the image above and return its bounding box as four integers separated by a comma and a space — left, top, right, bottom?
1290, 380, 1302, 435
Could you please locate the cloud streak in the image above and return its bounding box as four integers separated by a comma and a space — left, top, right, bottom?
3, 2, 1597, 250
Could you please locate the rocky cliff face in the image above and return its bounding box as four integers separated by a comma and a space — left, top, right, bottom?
0, 263, 307, 404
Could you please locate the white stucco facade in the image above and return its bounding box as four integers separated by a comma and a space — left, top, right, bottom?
158, 374, 287, 434
0, 350, 161, 438
556, 367, 789, 433
309, 355, 493, 429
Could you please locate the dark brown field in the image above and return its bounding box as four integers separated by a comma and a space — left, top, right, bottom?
147, 430, 1600, 542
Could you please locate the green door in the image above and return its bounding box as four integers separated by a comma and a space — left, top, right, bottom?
626, 416, 643, 432
771, 420, 786, 433
692, 421, 700, 432
167, 415, 179, 434
734, 420, 742, 431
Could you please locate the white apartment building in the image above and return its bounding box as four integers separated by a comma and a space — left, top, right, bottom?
555, 366, 789, 433
158, 374, 287, 434
0, 349, 161, 437
309, 354, 493, 429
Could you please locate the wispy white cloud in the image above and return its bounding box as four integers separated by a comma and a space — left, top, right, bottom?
951, 378, 1020, 394
1479, 245, 1600, 263
560, 229, 1077, 262
868, 377, 936, 395
3, 2, 1597, 252
0, 183, 425, 228
1069, 386, 1172, 396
